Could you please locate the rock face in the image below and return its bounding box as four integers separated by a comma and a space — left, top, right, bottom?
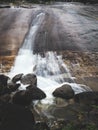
12, 85, 46, 107
0, 103, 35, 130
0, 8, 33, 56
74, 91, 98, 105
21, 73, 37, 86
52, 84, 74, 100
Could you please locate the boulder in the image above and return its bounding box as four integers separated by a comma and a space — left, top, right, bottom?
52, 84, 74, 100
74, 91, 98, 105
12, 73, 23, 83
0, 74, 10, 96
12, 90, 30, 107
21, 73, 37, 86
26, 86, 46, 100
12, 86, 46, 107
0, 83, 20, 96
0, 74, 10, 89
0, 103, 35, 130
7, 83, 20, 92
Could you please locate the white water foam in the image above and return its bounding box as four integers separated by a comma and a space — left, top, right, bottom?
37, 77, 89, 104
9, 12, 91, 104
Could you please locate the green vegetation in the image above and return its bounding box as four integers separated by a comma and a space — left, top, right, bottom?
62, 123, 76, 130
61, 123, 98, 130
86, 124, 98, 130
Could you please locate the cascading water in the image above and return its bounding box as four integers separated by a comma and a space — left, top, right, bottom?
9, 12, 45, 76
9, 11, 91, 104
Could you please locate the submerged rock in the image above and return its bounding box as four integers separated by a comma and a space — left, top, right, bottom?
52, 84, 74, 100
21, 73, 37, 86
47, 103, 82, 120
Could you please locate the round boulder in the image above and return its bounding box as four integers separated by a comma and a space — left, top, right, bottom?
21, 73, 37, 86
12, 86, 46, 107
52, 84, 74, 100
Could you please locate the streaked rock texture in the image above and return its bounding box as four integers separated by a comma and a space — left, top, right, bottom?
0, 8, 34, 56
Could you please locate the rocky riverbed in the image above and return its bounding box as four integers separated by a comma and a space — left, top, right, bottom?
0, 51, 98, 91
0, 73, 98, 130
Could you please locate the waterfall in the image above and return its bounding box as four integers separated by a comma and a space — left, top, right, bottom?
9, 12, 45, 76
9, 12, 91, 104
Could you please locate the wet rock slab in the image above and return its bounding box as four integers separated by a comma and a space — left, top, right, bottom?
61, 51, 98, 91
0, 8, 35, 56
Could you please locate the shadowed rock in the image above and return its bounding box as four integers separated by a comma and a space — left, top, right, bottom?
74, 91, 98, 105
0, 74, 10, 88
48, 103, 82, 120
21, 73, 37, 86
12, 73, 23, 83
0, 94, 11, 103
7, 83, 20, 92
0, 74, 21, 96
12, 86, 46, 107
0, 83, 20, 96
34, 121, 50, 130
52, 84, 74, 100
0, 103, 35, 130
26, 85, 46, 100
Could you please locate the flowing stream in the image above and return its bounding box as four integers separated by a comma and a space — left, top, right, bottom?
9, 12, 91, 104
